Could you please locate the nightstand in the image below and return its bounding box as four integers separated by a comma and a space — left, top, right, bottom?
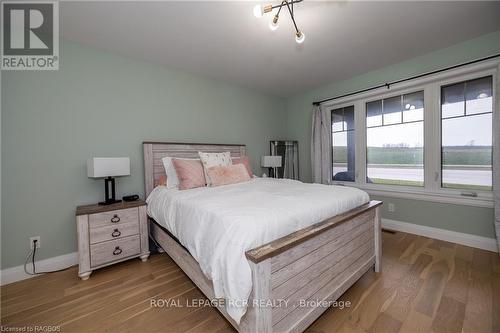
75, 200, 150, 280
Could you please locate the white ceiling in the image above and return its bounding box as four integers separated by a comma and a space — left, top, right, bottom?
61, 1, 500, 98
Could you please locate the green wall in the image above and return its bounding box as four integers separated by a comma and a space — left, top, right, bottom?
373, 195, 494, 237
285, 30, 500, 239
1, 40, 286, 269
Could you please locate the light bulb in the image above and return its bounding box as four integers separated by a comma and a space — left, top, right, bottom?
295, 31, 305, 44
269, 15, 279, 31
253, 4, 263, 18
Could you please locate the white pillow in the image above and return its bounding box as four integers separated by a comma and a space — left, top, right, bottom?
161, 157, 179, 189
198, 151, 232, 186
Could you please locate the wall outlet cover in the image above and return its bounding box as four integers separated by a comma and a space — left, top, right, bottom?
29, 236, 41, 249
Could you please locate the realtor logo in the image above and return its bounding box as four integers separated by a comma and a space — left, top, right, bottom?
1, 1, 59, 70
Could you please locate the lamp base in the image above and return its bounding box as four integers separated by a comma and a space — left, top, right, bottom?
98, 199, 122, 206
98, 177, 121, 205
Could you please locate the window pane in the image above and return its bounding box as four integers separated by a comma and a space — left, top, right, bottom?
441, 76, 492, 191
332, 106, 355, 182
442, 113, 492, 191
344, 106, 355, 131
367, 100, 382, 127
333, 132, 347, 174
466, 77, 493, 115
403, 91, 424, 122
383, 96, 402, 125
332, 109, 343, 132
367, 122, 424, 186
442, 82, 465, 118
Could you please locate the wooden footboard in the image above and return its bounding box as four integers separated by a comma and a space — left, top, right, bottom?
149, 200, 382, 333
245, 200, 382, 332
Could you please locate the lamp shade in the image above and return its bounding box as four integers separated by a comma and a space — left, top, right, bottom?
261, 155, 282, 168
87, 157, 130, 178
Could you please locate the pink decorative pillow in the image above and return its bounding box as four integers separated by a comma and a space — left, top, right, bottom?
155, 175, 167, 187
232, 156, 253, 178
207, 164, 251, 187
172, 158, 206, 190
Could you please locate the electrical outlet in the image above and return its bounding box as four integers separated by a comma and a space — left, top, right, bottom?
388, 203, 395, 212
29, 236, 41, 249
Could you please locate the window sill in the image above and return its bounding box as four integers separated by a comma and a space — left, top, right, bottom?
332, 182, 494, 208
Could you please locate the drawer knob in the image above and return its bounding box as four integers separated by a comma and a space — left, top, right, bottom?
111, 229, 121, 238
113, 246, 123, 255
110, 215, 120, 223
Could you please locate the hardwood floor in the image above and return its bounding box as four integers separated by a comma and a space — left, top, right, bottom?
1, 231, 499, 333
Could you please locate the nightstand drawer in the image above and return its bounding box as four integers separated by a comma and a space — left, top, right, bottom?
90, 235, 140, 267
89, 207, 138, 228
89, 222, 140, 244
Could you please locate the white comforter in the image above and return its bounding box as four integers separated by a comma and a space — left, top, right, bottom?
146, 178, 369, 323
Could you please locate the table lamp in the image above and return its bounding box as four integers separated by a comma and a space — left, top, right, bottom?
87, 157, 130, 205
261, 155, 282, 178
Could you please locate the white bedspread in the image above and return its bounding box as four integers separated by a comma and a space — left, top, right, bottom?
146, 178, 369, 323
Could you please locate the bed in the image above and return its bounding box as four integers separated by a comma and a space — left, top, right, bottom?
143, 142, 382, 333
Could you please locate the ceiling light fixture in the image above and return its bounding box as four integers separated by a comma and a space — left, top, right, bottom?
269, 15, 279, 31
295, 30, 305, 43
253, 0, 305, 43
253, 4, 273, 18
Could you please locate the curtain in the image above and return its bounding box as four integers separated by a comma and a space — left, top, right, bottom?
495, 64, 500, 254
311, 104, 332, 184
283, 142, 298, 180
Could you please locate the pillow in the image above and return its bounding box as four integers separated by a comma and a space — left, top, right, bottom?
198, 151, 232, 186
155, 175, 167, 187
232, 156, 253, 178
172, 158, 206, 190
161, 157, 179, 189
206, 164, 251, 187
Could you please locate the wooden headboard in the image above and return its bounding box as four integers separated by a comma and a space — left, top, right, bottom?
143, 142, 247, 197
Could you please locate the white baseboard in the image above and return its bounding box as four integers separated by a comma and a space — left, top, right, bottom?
1, 220, 497, 285
1, 252, 78, 286
382, 218, 499, 253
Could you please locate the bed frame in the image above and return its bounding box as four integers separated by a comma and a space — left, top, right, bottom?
143, 142, 382, 333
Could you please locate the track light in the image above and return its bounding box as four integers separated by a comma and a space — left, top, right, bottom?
269, 15, 279, 31
253, 1, 305, 43
295, 31, 305, 44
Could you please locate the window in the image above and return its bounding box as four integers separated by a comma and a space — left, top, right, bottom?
328, 64, 496, 207
441, 76, 493, 191
332, 106, 355, 182
366, 91, 424, 186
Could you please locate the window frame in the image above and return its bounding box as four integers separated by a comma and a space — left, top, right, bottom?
324, 60, 497, 208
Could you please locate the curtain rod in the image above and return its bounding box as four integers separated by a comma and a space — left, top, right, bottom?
312, 53, 500, 106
